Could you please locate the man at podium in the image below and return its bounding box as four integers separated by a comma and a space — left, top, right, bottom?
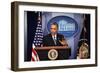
43, 22, 68, 47
36, 22, 70, 61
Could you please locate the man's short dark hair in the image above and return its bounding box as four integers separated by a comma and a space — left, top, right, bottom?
51, 22, 58, 28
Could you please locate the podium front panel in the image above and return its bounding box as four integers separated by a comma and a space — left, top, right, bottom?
35, 48, 71, 61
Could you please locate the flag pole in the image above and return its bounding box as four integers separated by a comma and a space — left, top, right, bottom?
83, 14, 86, 43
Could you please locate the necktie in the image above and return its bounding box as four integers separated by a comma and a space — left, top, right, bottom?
53, 36, 56, 45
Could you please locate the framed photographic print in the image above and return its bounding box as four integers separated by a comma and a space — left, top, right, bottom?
11, 1, 97, 71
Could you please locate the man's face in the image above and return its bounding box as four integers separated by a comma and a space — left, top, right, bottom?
50, 24, 58, 35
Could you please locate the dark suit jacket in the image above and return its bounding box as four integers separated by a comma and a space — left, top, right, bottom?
43, 33, 65, 46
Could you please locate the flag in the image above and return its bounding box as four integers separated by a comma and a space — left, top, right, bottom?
31, 44, 40, 61
78, 14, 88, 47
31, 12, 43, 61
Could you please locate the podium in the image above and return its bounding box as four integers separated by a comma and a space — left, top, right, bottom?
35, 46, 71, 61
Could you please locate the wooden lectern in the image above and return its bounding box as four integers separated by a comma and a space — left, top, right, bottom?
35, 46, 71, 61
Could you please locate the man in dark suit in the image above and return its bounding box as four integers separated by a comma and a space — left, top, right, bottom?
43, 22, 68, 46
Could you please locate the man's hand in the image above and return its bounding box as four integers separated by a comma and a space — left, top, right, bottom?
59, 39, 68, 46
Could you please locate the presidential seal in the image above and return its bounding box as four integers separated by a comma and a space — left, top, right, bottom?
48, 49, 58, 60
